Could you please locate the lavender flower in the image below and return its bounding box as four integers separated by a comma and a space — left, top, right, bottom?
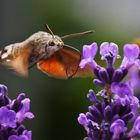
78, 42, 140, 140
79, 42, 98, 69
0, 84, 34, 140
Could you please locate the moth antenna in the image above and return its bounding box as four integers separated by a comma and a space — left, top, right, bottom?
45, 24, 54, 37
61, 30, 94, 39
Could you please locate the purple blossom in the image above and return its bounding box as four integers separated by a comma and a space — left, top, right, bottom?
78, 113, 90, 133
110, 119, 127, 140
79, 42, 98, 69
87, 89, 97, 103
16, 98, 34, 122
120, 44, 139, 69
0, 106, 16, 128
111, 82, 133, 106
78, 113, 88, 125
100, 42, 120, 65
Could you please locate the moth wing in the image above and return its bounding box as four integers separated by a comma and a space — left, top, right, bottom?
37, 45, 93, 79
73, 64, 93, 78
37, 54, 67, 79
3, 45, 32, 77
37, 45, 80, 79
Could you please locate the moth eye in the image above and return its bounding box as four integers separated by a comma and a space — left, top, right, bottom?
49, 41, 55, 46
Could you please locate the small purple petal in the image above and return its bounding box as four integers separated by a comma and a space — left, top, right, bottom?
88, 106, 101, 119
100, 42, 119, 63
0, 107, 16, 128
111, 82, 132, 96
111, 82, 134, 106
79, 58, 97, 68
128, 116, 140, 137
120, 44, 140, 69
16, 98, 34, 122
112, 69, 123, 82
0, 84, 8, 100
104, 105, 112, 121
83, 42, 98, 59
24, 112, 34, 119
98, 68, 109, 83
87, 89, 97, 103
93, 79, 105, 87
17, 93, 25, 101
124, 44, 139, 59
78, 113, 88, 125
79, 42, 98, 69
110, 119, 127, 140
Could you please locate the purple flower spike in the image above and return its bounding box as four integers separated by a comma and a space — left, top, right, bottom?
100, 42, 119, 64
121, 44, 140, 69
0, 106, 16, 128
78, 41, 140, 140
0, 84, 33, 140
128, 116, 140, 138
110, 119, 127, 140
16, 98, 34, 122
79, 42, 98, 69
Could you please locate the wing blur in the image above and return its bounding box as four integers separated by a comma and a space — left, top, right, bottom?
1, 44, 32, 77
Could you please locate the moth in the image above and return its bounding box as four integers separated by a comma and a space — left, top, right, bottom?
0, 25, 93, 79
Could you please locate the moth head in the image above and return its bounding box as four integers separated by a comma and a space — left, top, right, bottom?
45, 35, 64, 57
48, 35, 64, 47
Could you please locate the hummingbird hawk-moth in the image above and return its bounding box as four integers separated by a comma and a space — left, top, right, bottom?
0, 25, 93, 79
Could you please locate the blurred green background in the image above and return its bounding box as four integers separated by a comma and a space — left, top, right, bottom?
0, 0, 140, 139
